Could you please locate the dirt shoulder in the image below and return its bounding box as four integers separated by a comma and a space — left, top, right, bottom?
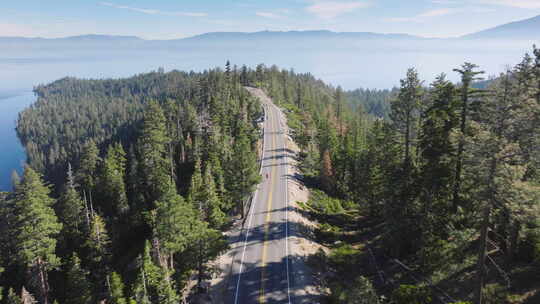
279, 107, 328, 302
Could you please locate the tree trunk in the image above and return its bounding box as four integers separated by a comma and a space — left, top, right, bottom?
405, 111, 410, 164
37, 258, 49, 304
476, 157, 497, 304
475, 204, 490, 304
508, 220, 521, 263
453, 83, 469, 212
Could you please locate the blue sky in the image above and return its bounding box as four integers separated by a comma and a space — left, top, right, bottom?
1, 0, 540, 39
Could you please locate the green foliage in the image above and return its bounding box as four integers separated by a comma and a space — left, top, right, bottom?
307, 189, 348, 215
84, 214, 111, 295
390, 67, 423, 164
110, 272, 128, 304
132, 241, 178, 304
328, 244, 360, 276
202, 165, 227, 228
482, 284, 508, 304
78, 140, 100, 192
346, 88, 396, 119
11, 166, 62, 272
64, 253, 92, 304
58, 163, 85, 252
101, 143, 129, 216
392, 285, 432, 304
227, 123, 261, 218
5, 288, 21, 304
329, 276, 380, 304
139, 100, 172, 204
153, 186, 203, 256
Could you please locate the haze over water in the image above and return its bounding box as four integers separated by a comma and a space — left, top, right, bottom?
0, 34, 537, 190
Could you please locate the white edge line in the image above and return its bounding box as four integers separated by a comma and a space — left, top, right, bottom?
276, 103, 293, 304
234, 90, 266, 304
284, 111, 292, 304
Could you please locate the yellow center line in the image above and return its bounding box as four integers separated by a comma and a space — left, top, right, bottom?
259, 107, 277, 304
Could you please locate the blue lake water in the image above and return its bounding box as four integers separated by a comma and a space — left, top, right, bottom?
0, 92, 36, 191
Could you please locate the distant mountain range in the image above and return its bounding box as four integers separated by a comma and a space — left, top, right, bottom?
1, 14, 539, 43
461, 14, 540, 39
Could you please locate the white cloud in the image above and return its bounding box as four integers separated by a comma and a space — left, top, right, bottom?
256, 12, 282, 19
479, 0, 540, 9
100, 2, 207, 17
255, 9, 290, 19
306, 1, 370, 19
418, 8, 455, 17
385, 8, 457, 22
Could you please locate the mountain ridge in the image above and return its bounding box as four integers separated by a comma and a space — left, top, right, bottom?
1, 13, 539, 42
461, 14, 540, 39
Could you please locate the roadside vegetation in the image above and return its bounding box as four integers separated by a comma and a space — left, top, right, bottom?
0, 43, 539, 303
280, 47, 540, 303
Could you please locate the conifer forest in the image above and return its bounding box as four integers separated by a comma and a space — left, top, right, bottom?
1, 44, 539, 303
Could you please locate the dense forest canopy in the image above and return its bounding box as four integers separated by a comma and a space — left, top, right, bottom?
1, 43, 539, 303
1, 63, 343, 303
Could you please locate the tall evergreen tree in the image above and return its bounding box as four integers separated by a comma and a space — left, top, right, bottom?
101, 143, 129, 216
390, 68, 423, 166
227, 125, 261, 218
139, 101, 173, 205
452, 62, 484, 211
153, 185, 203, 270
85, 214, 111, 298
202, 165, 226, 228
109, 272, 128, 304
58, 163, 86, 252
132, 241, 177, 304
467, 72, 539, 303
77, 140, 100, 208
11, 166, 62, 304
64, 253, 92, 304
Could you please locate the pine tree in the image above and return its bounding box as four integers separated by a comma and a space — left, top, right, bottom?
188, 157, 204, 207
139, 101, 172, 205
153, 185, 203, 270
467, 72, 539, 303
77, 140, 100, 208
109, 272, 127, 304
335, 86, 345, 134
320, 149, 335, 194
11, 166, 62, 304
202, 165, 226, 228
390, 68, 423, 166
101, 143, 129, 216
418, 74, 459, 237
132, 241, 177, 304
64, 253, 92, 304
452, 62, 484, 211
85, 214, 111, 297
58, 163, 86, 252
227, 126, 261, 218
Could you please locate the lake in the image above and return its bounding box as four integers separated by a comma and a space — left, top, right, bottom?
0, 92, 36, 191
0, 38, 536, 190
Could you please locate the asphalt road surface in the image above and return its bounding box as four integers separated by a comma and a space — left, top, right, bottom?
227, 87, 294, 304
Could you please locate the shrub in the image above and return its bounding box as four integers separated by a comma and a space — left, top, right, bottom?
330, 276, 380, 304
392, 284, 432, 304
329, 244, 359, 277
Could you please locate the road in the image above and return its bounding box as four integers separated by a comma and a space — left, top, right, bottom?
226, 87, 293, 304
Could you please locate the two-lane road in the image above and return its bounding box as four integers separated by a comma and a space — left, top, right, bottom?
227, 87, 292, 304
